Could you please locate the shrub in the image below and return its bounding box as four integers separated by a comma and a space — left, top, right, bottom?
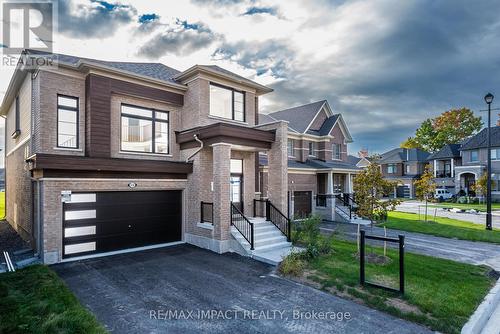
279, 251, 306, 276
292, 215, 322, 245
457, 196, 468, 204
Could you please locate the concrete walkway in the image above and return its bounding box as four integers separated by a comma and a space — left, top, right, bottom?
396, 201, 500, 229
320, 222, 500, 270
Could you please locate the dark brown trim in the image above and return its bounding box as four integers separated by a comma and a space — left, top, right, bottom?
85, 74, 184, 158
176, 122, 275, 150
28, 153, 192, 175
38, 170, 187, 179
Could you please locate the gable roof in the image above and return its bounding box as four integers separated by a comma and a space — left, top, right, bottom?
379, 148, 430, 163
427, 144, 461, 160
258, 113, 278, 124
267, 100, 328, 133
460, 126, 500, 150
307, 114, 339, 136
347, 155, 362, 165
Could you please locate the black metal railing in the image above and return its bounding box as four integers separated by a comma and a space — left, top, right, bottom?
266, 200, 291, 242
436, 171, 452, 178
335, 194, 352, 220
316, 194, 328, 207
253, 198, 267, 218
231, 202, 254, 250
200, 201, 213, 224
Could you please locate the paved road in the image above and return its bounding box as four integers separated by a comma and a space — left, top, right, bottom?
53, 244, 431, 334
320, 222, 500, 271
396, 201, 500, 229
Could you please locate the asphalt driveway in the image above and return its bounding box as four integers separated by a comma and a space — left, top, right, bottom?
53, 244, 431, 334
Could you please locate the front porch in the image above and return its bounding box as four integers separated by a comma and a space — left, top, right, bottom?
454, 165, 485, 196
176, 121, 292, 260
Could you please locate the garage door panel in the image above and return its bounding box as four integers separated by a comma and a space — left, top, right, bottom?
63, 190, 182, 259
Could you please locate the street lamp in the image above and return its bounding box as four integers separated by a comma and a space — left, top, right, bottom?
484, 92, 494, 230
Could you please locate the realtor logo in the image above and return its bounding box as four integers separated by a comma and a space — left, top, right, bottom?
2, 0, 55, 54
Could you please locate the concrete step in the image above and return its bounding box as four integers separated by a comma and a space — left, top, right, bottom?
254, 241, 292, 252
254, 229, 284, 238
254, 235, 288, 247
253, 224, 277, 232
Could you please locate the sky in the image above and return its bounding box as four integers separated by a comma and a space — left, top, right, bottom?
1, 0, 500, 165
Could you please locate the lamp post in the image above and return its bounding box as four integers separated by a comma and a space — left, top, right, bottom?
484, 93, 494, 230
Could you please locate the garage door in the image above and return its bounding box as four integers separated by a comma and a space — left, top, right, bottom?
294, 191, 312, 218
396, 186, 410, 198
62, 191, 182, 259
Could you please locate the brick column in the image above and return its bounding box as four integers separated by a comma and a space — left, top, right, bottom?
266, 121, 288, 214
212, 143, 231, 241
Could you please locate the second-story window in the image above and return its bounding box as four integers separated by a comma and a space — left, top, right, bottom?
332, 143, 341, 160
287, 139, 295, 157
308, 142, 316, 156
387, 164, 397, 174
57, 95, 79, 148
470, 150, 479, 162
491, 148, 500, 160
209, 83, 245, 122
121, 104, 169, 154
405, 164, 411, 174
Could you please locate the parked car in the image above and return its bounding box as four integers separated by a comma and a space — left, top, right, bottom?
435, 188, 453, 200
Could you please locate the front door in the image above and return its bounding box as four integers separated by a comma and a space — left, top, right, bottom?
230, 175, 243, 212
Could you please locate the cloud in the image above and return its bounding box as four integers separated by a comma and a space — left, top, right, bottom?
241, 6, 278, 16
138, 19, 218, 58
190, 0, 243, 6
212, 39, 293, 79
57, 0, 137, 38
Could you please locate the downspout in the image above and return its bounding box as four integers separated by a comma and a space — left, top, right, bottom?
186, 134, 203, 162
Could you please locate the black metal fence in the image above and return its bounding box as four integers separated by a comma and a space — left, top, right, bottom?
266, 201, 291, 242
360, 230, 405, 294
200, 201, 213, 224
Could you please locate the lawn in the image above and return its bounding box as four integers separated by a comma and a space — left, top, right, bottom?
298, 239, 496, 334
0, 191, 4, 219
0, 265, 106, 334
429, 202, 500, 212
379, 211, 500, 244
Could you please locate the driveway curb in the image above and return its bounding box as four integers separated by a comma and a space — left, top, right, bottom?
461, 277, 500, 334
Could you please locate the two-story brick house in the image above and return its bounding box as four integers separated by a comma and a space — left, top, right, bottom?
258, 100, 364, 222
378, 148, 430, 198
454, 126, 500, 199
1, 50, 291, 264
426, 144, 462, 194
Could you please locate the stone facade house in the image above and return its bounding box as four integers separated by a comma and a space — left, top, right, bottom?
1, 50, 291, 264
258, 100, 366, 223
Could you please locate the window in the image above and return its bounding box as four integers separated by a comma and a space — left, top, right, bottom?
209, 83, 245, 122
287, 139, 295, 157
492, 148, 500, 160
470, 150, 479, 162
11, 96, 21, 139
308, 142, 316, 156
406, 164, 411, 174
332, 143, 341, 160
57, 95, 79, 148
387, 164, 397, 174
121, 104, 169, 154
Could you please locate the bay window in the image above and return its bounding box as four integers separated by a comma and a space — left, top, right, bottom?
121, 104, 169, 154
288, 139, 295, 157
209, 83, 245, 122
332, 143, 341, 160
308, 142, 316, 156
57, 95, 79, 148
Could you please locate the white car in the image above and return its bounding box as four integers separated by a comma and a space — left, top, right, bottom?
434, 188, 453, 200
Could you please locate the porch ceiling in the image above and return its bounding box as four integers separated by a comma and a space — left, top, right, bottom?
176, 122, 276, 150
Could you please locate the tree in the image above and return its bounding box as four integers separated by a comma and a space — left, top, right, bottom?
472, 172, 497, 203
414, 165, 436, 222
402, 108, 482, 152
353, 158, 400, 224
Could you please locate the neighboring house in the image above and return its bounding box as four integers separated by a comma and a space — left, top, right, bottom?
348, 149, 372, 168
455, 126, 500, 199
427, 144, 462, 194
378, 148, 430, 198
1, 50, 291, 264
258, 100, 363, 223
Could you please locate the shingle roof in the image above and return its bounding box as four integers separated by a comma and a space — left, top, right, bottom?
347, 155, 362, 165
379, 148, 430, 163
427, 144, 462, 160
267, 100, 327, 133
26, 49, 181, 84
307, 114, 339, 136
460, 126, 500, 150
258, 113, 278, 124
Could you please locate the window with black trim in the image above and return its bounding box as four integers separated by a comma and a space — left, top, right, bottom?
288, 139, 295, 157
470, 150, 479, 162
209, 83, 245, 122
57, 95, 79, 148
121, 104, 169, 154
308, 142, 316, 156
11, 96, 21, 139
387, 163, 397, 174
